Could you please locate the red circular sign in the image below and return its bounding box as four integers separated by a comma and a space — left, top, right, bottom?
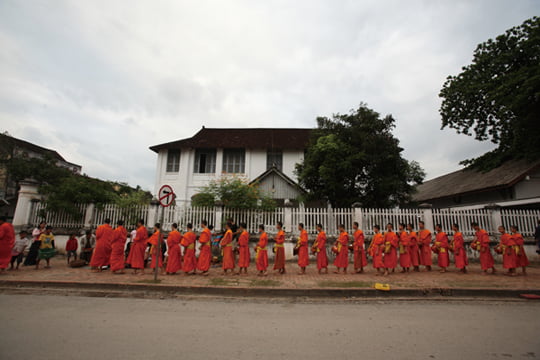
158, 184, 175, 207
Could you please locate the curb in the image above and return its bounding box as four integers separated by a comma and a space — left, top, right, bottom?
1, 280, 540, 299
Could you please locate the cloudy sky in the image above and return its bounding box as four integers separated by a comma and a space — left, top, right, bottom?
0, 0, 538, 193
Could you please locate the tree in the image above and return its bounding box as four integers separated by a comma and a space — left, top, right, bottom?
192, 176, 276, 210
295, 103, 425, 208
439, 16, 540, 170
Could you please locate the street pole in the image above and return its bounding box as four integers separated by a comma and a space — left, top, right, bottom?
154, 205, 164, 282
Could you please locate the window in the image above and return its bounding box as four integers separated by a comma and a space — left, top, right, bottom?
166, 149, 180, 172
266, 149, 282, 171
194, 149, 216, 173
223, 149, 245, 173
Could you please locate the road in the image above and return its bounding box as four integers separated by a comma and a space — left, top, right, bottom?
0, 294, 539, 360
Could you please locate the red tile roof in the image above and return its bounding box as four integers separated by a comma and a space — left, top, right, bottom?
149, 127, 312, 152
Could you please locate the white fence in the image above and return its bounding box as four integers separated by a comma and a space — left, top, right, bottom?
23, 203, 540, 237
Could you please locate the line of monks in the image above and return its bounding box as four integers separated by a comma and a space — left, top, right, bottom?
86, 218, 530, 277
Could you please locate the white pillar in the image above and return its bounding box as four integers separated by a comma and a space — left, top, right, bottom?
215, 206, 223, 232
283, 206, 293, 233
354, 207, 363, 229
12, 180, 40, 230
83, 203, 95, 229
422, 208, 434, 231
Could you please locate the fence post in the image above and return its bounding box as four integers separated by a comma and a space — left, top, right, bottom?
12, 179, 40, 230
147, 199, 160, 227
215, 205, 223, 232
419, 203, 434, 231
485, 204, 502, 235
83, 203, 95, 230
353, 206, 363, 229
283, 204, 293, 233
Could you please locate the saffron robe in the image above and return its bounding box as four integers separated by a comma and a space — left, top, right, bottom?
221, 229, 235, 270
435, 232, 450, 268
237, 230, 251, 268
370, 233, 385, 269
333, 232, 349, 268
408, 231, 420, 267
398, 231, 411, 268
500, 233, 516, 269
181, 231, 197, 272
452, 232, 468, 269
109, 226, 127, 272
383, 231, 398, 269
476, 229, 494, 270
126, 226, 148, 269
314, 231, 328, 270
297, 229, 309, 267
273, 230, 286, 270
418, 229, 433, 266
90, 223, 114, 268
0, 222, 15, 269
166, 230, 183, 274
148, 230, 164, 269
353, 229, 368, 268
256, 232, 269, 271
197, 228, 212, 272
513, 232, 529, 267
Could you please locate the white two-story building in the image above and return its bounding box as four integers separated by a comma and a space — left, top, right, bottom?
150, 127, 312, 204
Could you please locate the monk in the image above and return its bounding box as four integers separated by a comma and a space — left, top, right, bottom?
418, 221, 432, 271
383, 223, 398, 276
407, 223, 420, 272
451, 223, 468, 273
352, 222, 367, 274
273, 221, 286, 274
333, 224, 349, 274
197, 220, 212, 275
369, 225, 385, 276
0, 216, 15, 272
90, 219, 114, 272
166, 223, 182, 275
148, 223, 165, 274
110, 220, 128, 274
255, 224, 269, 276
181, 223, 197, 275
398, 223, 411, 273
126, 219, 148, 275
312, 224, 328, 274
498, 225, 516, 276
220, 222, 235, 275
296, 223, 309, 275
237, 222, 250, 275
511, 225, 529, 275
434, 224, 450, 273
472, 222, 496, 275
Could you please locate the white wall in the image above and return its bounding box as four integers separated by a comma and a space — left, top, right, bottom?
514, 169, 540, 200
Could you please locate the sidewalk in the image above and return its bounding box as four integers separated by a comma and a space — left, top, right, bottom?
1, 257, 540, 299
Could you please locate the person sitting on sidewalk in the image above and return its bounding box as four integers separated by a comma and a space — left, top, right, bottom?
79, 230, 96, 264
10, 230, 30, 270
65, 233, 78, 265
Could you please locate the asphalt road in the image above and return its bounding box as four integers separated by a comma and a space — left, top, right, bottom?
0, 294, 539, 360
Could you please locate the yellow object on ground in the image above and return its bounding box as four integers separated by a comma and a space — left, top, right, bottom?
374, 283, 391, 291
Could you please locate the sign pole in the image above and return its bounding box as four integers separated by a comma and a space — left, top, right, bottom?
155, 184, 176, 282
154, 205, 164, 282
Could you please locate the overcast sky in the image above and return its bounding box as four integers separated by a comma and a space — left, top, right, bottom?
0, 0, 538, 193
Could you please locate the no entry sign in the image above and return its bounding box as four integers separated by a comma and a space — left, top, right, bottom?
158, 184, 176, 207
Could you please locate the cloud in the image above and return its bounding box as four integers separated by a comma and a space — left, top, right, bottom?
0, 0, 537, 192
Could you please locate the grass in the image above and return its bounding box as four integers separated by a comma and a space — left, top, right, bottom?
317, 280, 371, 288
249, 279, 281, 287
208, 278, 239, 286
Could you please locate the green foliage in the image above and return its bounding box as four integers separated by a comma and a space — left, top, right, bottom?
439, 16, 540, 170
295, 103, 425, 208
192, 176, 276, 210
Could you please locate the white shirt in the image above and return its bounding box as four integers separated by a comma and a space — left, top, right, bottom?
13, 236, 31, 253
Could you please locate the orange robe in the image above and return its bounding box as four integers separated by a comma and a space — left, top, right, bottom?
370, 233, 385, 269
256, 232, 269, 271
353, 230, 367, 268
435, 232, 450, 268
297, 229, 309, 267
383, 231, 398, 269
476, 229, 494, 270
333, 232, 349, 269
0, 222, 15, 269
90, 223, 114, 268
148, 231, 164, 269
197, 228, 212, 272
273, 230, 286, 270
314, 231, 328, 270
109, 226, 127, 272
513, 232, 529, 267
126, 226, 148, 269
500, 233, 516, 269
452, 232, 468, 269
181, 231, 197, 273
418, 229, 433, 266
166, 230, 183, 274
238, 230, 251, 268
398, 231, 411, 268
221, 229, 235, 270
408, 231, 420, 267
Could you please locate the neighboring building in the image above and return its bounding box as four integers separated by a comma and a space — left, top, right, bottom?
150, 127, 311, 204
0, 132, 82, 217
414, 159, 540, 209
